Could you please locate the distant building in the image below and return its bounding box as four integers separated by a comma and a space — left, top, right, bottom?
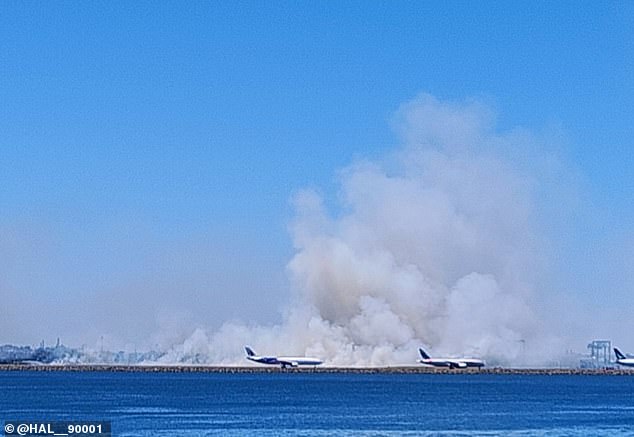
580, 340, 614, 369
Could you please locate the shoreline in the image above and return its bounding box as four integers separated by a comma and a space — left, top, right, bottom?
0, 364, 631, 375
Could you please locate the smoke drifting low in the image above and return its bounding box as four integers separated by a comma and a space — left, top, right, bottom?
163, 94, 563, 366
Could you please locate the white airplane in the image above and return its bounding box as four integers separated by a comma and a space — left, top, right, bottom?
244, 346, 323, 368
614, 348, 634, 367
418, 347, 485, 369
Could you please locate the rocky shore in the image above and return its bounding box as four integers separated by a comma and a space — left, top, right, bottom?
1, 364, 632, 375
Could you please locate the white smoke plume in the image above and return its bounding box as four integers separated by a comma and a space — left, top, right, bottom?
162, 93, 563, 366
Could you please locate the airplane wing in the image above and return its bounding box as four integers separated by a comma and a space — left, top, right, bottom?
278, 360, 299, 367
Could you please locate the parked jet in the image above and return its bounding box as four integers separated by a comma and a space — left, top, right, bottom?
418, 347, 485, 369
614, 348, 634, 367
244, 346, 323, 368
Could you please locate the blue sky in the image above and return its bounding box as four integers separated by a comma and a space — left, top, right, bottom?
1, 2, 633, 347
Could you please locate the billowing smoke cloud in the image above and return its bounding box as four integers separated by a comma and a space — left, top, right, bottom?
162, 94, 562, 366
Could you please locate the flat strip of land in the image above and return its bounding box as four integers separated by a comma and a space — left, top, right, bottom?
0, 364, 631, 375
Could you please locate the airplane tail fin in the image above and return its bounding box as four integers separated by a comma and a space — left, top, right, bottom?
614, 348, 626, 360
419, 348, 431, 360
245, 346, 256, 357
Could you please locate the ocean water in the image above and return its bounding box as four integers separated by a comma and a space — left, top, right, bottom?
2, 371, 634, 436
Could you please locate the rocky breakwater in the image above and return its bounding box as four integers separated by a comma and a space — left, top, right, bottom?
1, 364, 633, 375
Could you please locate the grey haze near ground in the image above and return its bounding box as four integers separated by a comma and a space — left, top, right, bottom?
159, 94, 578, 366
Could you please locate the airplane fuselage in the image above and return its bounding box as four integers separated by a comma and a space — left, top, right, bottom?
417, 348, 484, 369
245, 348, 323, 368
247, 356, 323, 367
419, 358, 484, 369
613, 348, 634, 367
616, 358, 634, 367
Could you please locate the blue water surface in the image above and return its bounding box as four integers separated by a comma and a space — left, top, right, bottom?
1, 371, 633, 436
